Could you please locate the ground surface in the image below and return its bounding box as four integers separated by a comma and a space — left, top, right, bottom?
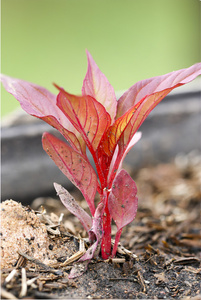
1, 153, 201, 299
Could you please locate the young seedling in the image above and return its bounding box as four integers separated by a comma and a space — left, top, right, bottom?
1, 52, 201, 277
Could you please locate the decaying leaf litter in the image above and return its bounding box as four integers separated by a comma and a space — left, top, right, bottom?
1, 152, 201, 299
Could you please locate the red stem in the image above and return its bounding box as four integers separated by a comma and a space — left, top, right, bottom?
87, 144, 113, 259
111, 228, 122, 258
101, 198, 112, 259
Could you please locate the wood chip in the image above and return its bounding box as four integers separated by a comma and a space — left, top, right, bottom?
137, 270, 146, 293
111, 240, 137, 258
180, 239, 201, 248
104, 258, 126, 264
1, 288, 18, 300
174, 257, 200, 265
184, 266, 201, 274
19, 268, 27, 298
154, 272, 169, 284
5, 269, 18, 283
60, 250, 86, 267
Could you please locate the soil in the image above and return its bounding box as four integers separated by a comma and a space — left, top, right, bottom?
1, 152, 201, 299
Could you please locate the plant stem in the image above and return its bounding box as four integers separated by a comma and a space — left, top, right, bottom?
101, 200, 112, 259
111, 228, 122, 258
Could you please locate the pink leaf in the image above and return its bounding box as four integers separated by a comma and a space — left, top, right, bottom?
69, 202, 104, 278
82, 50, 117, 122
54, 183, 92, 232
79, 202, 104, 260
0, 74, 85, 153
42, 132, 98, 215
57, 89, 111, 152
116, 62, 201, 118
108, 169, 138, 231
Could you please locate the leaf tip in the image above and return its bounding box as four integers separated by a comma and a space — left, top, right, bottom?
53, 182, 62, 194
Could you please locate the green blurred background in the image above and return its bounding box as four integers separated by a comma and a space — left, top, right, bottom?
1, 0, 200, 116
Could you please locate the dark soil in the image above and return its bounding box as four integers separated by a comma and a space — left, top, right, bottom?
1, 153, 201, 299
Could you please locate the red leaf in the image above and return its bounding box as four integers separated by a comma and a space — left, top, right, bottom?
0, 74, 85, 154
100, 97, 145, 156
54, 183, 92, 232
42, 132, 98, 215
82, 50, 117, 122
116, 62, 201, 118
108, 169, 138, 231
102, 63, 201, 156
57, 90, 111, 152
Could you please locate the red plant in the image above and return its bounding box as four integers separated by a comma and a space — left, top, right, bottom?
1, 52, 201, 276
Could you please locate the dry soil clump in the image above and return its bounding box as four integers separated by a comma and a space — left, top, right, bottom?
1, 200, 52, 269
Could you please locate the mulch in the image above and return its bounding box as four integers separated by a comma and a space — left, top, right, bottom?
1, 152, 201, 299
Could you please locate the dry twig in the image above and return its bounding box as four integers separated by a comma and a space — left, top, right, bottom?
18, 251, 63, 276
